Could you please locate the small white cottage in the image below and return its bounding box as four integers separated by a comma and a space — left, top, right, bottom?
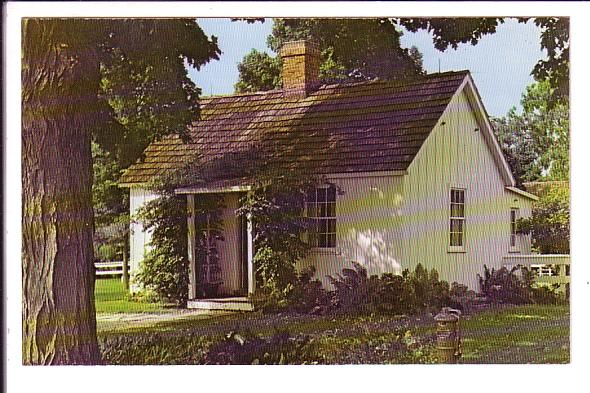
119, 41, 537, 309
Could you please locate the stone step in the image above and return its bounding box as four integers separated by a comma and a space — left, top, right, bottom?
187, 297, 254, 312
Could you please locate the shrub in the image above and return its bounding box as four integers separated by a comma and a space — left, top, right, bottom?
250, 246, 296, 313
254, 246, 297, 296
477, 265, 531, 304
328, 262, 376, 313
530, 284, 566, 305
286, 266, 330, 314
449, 282, 469, 297
252, 260, 329, 314
403, 264, 451, 311
135, 244, 187, 306
371, 273, 415, 315
449, 282, 479, 311
134, 187, 190, 306
328, 263, 453, 315
203, 330, 319, 365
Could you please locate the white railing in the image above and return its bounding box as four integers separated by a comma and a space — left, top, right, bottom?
502, 254, 570, 291
95, 261, 125, 277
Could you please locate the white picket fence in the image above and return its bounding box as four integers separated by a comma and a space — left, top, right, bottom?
95, 261, 125, 277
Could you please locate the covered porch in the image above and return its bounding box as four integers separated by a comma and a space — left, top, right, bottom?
176, 184, 255, 311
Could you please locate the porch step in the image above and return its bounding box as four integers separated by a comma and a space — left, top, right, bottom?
187, 297, 254, 312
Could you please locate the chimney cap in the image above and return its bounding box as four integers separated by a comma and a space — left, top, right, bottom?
280, 40, 320, 58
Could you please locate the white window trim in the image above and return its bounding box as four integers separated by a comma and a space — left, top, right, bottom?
509, 208, 520, 253
305, 184, 337, 250
448, 187, 466, 253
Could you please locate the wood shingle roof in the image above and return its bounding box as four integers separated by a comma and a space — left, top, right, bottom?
119, 70, 469, 186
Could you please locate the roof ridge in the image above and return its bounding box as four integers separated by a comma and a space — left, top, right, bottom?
200, 88, 283, 101
199, 70, 471, 103
317, 70, 470, 90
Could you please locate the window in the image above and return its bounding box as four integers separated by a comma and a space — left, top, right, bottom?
306, 185, 336, 248
449, 188, 465, 248
510, 208, 519, 249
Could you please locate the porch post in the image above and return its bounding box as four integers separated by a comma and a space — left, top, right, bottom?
247, 212, 254, 295
187, 194, 197, 300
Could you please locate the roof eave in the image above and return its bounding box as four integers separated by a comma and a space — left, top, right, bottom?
506, 186, 539, 201
462, 74, 516, 187
175, 185, 252, 195
118, 181, 146, 188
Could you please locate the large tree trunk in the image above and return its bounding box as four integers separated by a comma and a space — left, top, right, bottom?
22, 19, 102, 365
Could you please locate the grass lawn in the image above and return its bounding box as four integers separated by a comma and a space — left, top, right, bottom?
95, 277, 166, 314
457, 304, 570, 363
97, 303, 569, 364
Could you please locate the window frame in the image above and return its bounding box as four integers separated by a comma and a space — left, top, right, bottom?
305, 184, 337, 249
509, 208, 520, 252
448, 187, 466, 252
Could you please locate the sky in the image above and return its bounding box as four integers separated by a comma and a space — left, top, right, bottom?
189, 18, 545, 118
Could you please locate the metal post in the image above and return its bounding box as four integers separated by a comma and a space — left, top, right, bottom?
434, 307, 462, 364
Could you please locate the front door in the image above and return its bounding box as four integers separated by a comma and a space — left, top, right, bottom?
199, 193, 248, 298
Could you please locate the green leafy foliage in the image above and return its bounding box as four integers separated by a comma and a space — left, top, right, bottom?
286, 266, 330, 314
237, 165, 323, 311
477, 264, 564, 305
328, 263, 452, 315
327, 262, 375, 312
203, 330, 319, 365
235, 18, 424, 92
492, 80, 569, 185
135, 189, 189, 306
404, 263, 451, 310
524, 17, 569, 106
478, 265, 532, 304
492, 111, 542, 186
134, 162, 226, 306
234, 49, 281, 93
90, 21, 221, 273
449, 282, 479, 311
518, 185, 570, 254
92, 142, 129, 262
93, 19, 221, 165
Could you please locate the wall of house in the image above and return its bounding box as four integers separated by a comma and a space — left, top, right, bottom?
400, 87, 533, 290
508, 191, 533, 253
129, 187, 159, 286
298, 173, 405, 287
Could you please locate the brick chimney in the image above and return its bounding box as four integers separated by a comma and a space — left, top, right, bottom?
280, 40, 320, 98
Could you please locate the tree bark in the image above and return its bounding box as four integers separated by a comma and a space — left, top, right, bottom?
22, 19, 102, 365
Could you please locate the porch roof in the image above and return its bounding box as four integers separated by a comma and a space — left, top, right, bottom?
175, 179, 251, 194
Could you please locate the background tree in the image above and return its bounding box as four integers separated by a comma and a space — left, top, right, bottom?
92, 142, 131, 287
234, 49, 282, 93
235, 18, 425, 93
491, 80, 569, 185
22, 18, 219, 365
518, 184, 569, 254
